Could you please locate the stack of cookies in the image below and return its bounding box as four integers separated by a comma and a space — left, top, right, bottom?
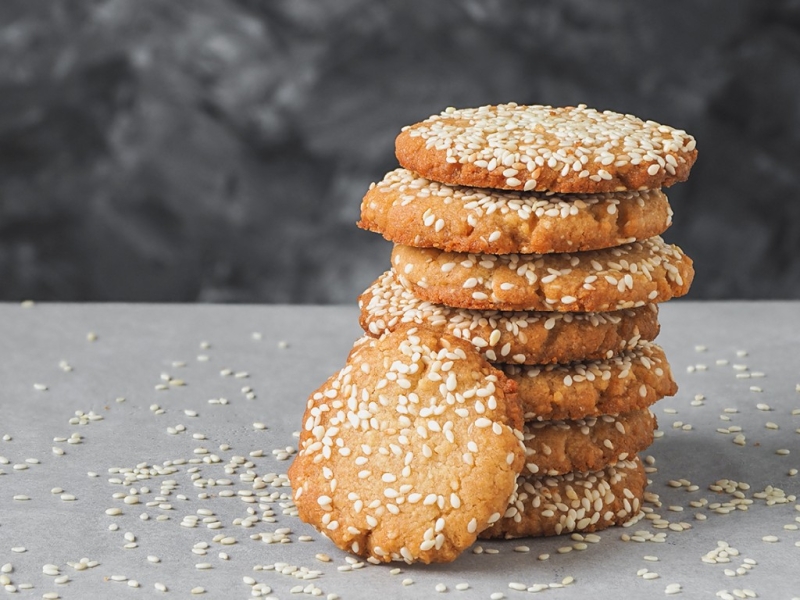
356, 104, 696, 540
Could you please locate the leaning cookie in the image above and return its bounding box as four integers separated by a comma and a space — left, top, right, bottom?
503, 341, 677, 421
359, 168, 673, 255
392, 236, 694, 313
396, 103, 697, 193
288, 325, 526, 564
359, 271, 660, 365
480, 458, 647, 539
521, 409, 656, 476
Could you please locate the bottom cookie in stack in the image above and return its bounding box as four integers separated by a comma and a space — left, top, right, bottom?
481, 458, 647, 539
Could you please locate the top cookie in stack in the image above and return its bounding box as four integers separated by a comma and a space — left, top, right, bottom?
395, 103, 696, 194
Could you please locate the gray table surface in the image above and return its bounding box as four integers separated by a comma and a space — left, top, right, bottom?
1, 302, 799, 599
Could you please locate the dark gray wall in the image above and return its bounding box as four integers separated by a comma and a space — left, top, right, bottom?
1, 0, 799, 303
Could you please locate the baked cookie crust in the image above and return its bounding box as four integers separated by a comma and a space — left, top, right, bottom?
358, 271, 660, 365
396, 103, 697, 193
359, 168, 673, 254
288, 326, 525, 564
503, 341, 677, 421
391, 236, 694, 313
521, 409, 656, 476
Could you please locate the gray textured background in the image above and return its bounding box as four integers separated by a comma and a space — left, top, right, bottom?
1, 0, 799, 303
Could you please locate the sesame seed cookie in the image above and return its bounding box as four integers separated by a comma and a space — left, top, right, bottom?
358, 271, 661, 365
480, 458, 647, 539
521, 409, 656, 477
504, 341, 677, 421
396, 103, 697, 193
288, 325, 526, 564
359, 168, 673, 255
392, 236, 694, 313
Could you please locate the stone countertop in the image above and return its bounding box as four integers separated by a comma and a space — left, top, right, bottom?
0, 302, 798, 598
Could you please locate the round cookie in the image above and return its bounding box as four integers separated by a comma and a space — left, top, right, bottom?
392, 235, 694, 313
359, 271, 661, 365
288, 325, 526, 564
396, 103, 697, 193
504, 341, 677, 421
480, 458, 647, 539
521, 409, 656, 476
359, 168, 673, 255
